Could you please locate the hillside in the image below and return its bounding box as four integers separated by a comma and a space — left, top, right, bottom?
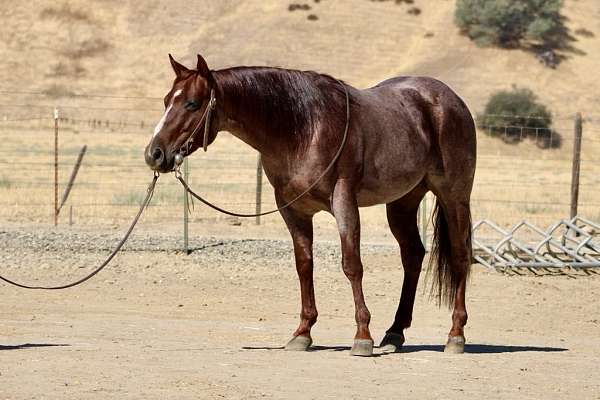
1, 0, 599, 118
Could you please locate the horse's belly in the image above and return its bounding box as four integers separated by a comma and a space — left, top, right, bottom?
354, 131, 429, 207
356, 172, 425, 207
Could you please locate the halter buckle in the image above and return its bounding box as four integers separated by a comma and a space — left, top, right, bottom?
174, 167, 182, 179
209, 92, 217, 109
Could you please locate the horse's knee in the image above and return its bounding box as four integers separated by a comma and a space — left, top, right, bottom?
295, 256, 313, 275
342, 260, 363, 281
293, 243, 313, 273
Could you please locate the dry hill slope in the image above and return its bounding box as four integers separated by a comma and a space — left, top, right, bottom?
1, 0, 599, 117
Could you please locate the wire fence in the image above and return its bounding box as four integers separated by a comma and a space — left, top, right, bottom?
0, 96, 598, 244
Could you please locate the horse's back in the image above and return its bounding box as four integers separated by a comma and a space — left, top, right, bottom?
370, 76, 471, 116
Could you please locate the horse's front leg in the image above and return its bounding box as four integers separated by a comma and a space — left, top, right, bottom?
277, 200, 317, 351
331, 179, 374, 356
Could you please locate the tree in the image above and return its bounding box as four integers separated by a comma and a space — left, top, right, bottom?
478, 87, 559, 148
455, 0, 564, 49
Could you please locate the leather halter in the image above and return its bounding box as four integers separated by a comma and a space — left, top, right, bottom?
177, 88, 216, 163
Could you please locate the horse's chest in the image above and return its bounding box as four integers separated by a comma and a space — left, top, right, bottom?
261, 163, 332, 210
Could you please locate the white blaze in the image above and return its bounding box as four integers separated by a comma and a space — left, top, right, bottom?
152, 89, 183, 138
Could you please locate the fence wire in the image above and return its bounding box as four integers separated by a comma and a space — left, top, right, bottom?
0, 101, 598, 241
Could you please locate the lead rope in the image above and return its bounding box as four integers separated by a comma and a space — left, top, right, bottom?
0, 174, 159, 290
176, 79, 350, 218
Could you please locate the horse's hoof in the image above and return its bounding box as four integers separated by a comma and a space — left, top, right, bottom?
444, 335, 466, 354
285, 335, 312, 351
350, 339, 374, 357
379, 332, 405, 353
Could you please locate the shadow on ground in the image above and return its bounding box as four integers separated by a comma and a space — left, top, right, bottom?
0, 343, 70, 351
242, 344, 568, 354
401, 344, 568, 354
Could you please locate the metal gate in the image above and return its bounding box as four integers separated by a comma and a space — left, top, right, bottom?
472, 216, 600, 270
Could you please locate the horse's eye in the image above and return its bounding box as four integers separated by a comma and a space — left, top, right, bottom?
185, 100, 200, 111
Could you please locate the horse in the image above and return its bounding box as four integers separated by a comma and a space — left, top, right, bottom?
145, 54, 476, 357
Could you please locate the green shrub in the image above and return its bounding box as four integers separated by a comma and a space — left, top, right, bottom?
478, 87, 559, 148
0, 176, 11, 189
455, 0, 564, 48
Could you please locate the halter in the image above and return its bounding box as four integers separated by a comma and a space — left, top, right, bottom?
175, 88, 217, 167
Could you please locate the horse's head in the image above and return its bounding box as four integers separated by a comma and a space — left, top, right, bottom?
145, 54, 217, 172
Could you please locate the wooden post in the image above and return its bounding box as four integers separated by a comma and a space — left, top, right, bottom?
570, 113, 583, 219
183, 157, 190, 254
54, 108, 59, 226
419, 195, 428, 250
58, 145, 87, 214
255, 154, 263, 225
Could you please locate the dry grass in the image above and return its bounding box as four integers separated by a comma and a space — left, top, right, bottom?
39, 3, 93, 24
0, 115, 597, 244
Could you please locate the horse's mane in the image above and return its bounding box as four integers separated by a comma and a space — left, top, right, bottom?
213, 66, 353, 144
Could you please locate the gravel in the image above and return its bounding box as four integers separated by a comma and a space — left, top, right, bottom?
0, 226, 398, 272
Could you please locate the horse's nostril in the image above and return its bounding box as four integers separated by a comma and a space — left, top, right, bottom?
145, 145, 165, 170
152, 147, 164, 162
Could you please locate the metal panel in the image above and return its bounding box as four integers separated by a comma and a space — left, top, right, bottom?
472, 217, 600, 270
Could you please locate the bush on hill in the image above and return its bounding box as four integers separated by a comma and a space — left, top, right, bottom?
455, 0, 564, 49
478, 87, 560, 148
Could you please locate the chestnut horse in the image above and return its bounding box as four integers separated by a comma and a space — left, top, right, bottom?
145, 54, 476, 357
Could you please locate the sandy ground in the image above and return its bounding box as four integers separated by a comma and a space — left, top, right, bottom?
1, 225, 600, 400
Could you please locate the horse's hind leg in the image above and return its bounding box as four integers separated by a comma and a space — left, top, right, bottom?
427, 178, 473, 354
425, 97, 476, 354
438, 198, 471, 354
380, 184, 427, 353
278, 202, 317, 351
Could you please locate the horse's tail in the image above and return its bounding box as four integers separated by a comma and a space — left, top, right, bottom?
428, 199, 472, 307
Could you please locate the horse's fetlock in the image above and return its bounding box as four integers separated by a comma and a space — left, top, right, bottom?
356, 308, 371, 325
302, 309, 318, 324
452, 309, 468, 326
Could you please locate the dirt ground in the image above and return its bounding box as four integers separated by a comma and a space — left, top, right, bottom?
1, 223, 600, 400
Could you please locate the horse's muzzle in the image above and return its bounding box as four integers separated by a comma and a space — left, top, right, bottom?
144, 144, 172, 172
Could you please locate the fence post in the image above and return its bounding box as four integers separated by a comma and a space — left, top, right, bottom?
54, 108, 59, 226
255, 154, 263, 225
183, 157, 190, 254
570, 113, 583, 219
419, 195, 428, 250
58, 145, 87, 214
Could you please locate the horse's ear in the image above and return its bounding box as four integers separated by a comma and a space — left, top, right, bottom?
169, 54, 188, 78
196, 54, 212, 79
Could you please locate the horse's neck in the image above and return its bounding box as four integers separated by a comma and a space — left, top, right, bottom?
215, 107, 271, 155
213, 68, 313, 158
